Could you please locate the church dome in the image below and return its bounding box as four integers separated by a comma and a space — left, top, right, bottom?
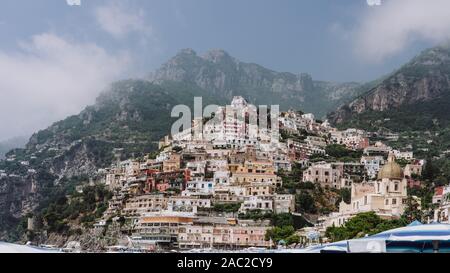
378, 154, 403, 180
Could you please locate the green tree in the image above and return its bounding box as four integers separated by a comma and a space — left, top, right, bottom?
213, 203, 241, 213
286, 234, 300, 245
422, 157, 438, 181
325, 212, 406, 242
402, 196, 423, 223
296, 192, 317, 214
326, 144, 350, 158
265, 226, 295, 243
339, 188, 351, 204
271, 213, 294, 227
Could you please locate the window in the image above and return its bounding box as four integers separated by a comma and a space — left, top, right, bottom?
385, 199, 389, 205
392, 198, 397, 205
394, 182, 399, 191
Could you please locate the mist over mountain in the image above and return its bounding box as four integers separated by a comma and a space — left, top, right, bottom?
0, 137, 28, 160
0, 78, 225, 239
5, 48, 450, 239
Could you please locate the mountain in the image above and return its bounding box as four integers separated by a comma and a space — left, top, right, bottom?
0, 79, 222, 240
150, 48, 361, 118
0, 48, 362, 241
329, 45, 450, 131
0, 137, 28, 159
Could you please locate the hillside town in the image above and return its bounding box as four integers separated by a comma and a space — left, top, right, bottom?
30, 96, 440, 252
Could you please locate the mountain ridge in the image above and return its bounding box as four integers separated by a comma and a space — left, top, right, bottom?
0, 48, 363, 241
0, 137, 28, 159
149, 48, 362, 117
0, 79, 222, 240
329, 45, 450, 129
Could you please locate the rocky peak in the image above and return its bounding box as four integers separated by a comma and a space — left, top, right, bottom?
329, 45, 450, 126
410, 45, 450, 66
149, 48, 360, 116
177, 48, 197, 56
201, 49, 235, 64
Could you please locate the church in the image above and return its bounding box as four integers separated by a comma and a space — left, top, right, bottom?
320, 154, 411, 228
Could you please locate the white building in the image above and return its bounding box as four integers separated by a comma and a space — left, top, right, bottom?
274, 194, 296, 213
207, 159, 228, 172
186, 161, 206, 179
434, 186, 450, 224
392, 150, 414, 161
360, 156, 385, 179
168, 196, 212, 210
183, 180, 215, 196
302, 162, 342, 188
213, 171, 231, 185
239, 195, 274, 213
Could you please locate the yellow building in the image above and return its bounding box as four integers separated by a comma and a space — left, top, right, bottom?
163, 153, 181, 172
132, 213, 195, 248
232, 161, 278, 186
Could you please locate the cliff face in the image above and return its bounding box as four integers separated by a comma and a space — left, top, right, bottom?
330, 46, 450, 125
0, 49, 362, 241
0, 80, 221, 240
150, 49, 361, 117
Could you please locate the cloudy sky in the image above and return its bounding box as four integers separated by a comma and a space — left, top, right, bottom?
0, 0, 450, 141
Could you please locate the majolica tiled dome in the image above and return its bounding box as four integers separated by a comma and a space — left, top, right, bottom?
377, 154, 403, 180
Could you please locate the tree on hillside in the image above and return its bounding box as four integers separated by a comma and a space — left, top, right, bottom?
422, 157, 438, 182
325, 144, 362, 160
339, 188, 351, 204
265, 226, 296, 244
296, 191, 317, 214
402, 196, 423, 223
271, 213, 294, 227
325, 144, 349, 158
325, 212, 405, 242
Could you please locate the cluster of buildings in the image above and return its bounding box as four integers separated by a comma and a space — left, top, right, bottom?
433, 186, 450, 224
318, 154, 415, 229
98, 97, 300, 250
94, 96, 427, 249
297, 131, 426, 235
313, 152, 425, 234
330, 128, 369, 151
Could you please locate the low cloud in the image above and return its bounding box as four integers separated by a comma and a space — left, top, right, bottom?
354, 0, 450, 62
95, 2, 153, 39
0, 33, 130, 140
